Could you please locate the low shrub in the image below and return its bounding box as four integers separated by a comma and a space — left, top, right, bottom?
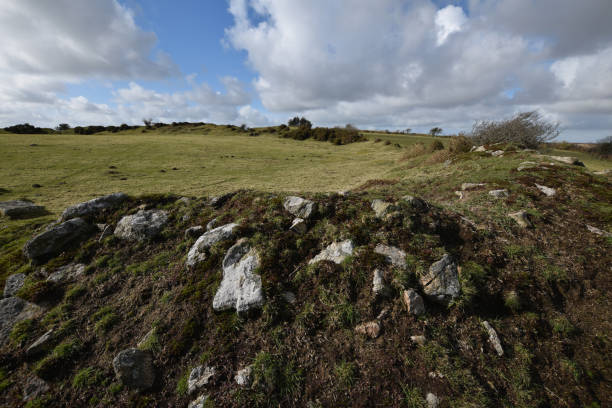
448, 135, 473, 153
282, 127, 365, 145
470, 111, 559, 148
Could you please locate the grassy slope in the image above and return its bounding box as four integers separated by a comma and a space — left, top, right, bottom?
0, 127, 611, 407
0, 126, 406, 214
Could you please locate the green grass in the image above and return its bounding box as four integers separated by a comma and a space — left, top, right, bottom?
0, 126, 407, 214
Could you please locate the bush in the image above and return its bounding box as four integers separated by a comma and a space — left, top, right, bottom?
4, 123, 48, 134
288, 116, 312, 129
470, 111, 559, 148
429, 127, 442, 137
282, 127, 364, 145
430, 140, 444, 151
448, 135, 473, 153
591, 136, 612, 159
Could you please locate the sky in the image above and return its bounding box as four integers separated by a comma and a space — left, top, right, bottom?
1, 0, 611, 141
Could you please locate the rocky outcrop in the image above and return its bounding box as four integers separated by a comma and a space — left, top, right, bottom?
283, 196, 316, 219
482, 321, 504, 356
3, 273, 25, 298
112, 348, 155, 389
46, 263, 86, 283
403, 289, 425, 315
188, 366, 215, 395
374, 244, 406, 268
420, 254, 460, 304
24, 218, 94, 263
0, 297, 42, 345
114, 210, 168, 241
0, 200, 45, 219
213, 239, 264, 313
186, 223, 239, 268
309, 240, 354, 265
60, 192, 128, 221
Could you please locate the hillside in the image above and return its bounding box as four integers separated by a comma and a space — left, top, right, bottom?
1, 129, 611, 407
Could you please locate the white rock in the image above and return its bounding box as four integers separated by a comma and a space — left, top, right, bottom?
371, 199, 393, 218
185, 226, 205, 239
26, 329, 54, 355
186, 223, 239, 268
206, 218, 218, 231
283, 196, 316, 219
188, 394, 210, 408
482, 321, 504, 356
290, 218, 307, 235
410, 335, 426, 346
374, 244, 406, 268
114, 210, 168, 241
488, 189, 508, 198
309, 240, 354, 265
490, 150, 504, 157
517, 161, 539, 171
420, 254, 460, 304
461, 183, 486, 191
535, 184, 556, 197
454, 191, 464, 200
355, 320, 381, 339
372, 269, 388, 297
426, 392, 440, 408
235, 366, 253, 387
508, 211, 531, 228
188, 366, 215, 395
586, 224, 612, 238
546, 155, 584, 166
473, 145, 486, 152
213, 239, 264, 313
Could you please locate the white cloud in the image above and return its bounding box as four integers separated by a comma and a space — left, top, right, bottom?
435, 5, 467, 46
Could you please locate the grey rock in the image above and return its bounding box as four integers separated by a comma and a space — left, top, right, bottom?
473, 145, 486, 152
372, 269, 389, 297
209, 192, 235, 208
309, 240, 354, 265
112, 348, 155, 389
289, 218, 307, 235
547, 155, 584, 166
355, 320, 381, 339
60, 193, 128, 221
586, 224, 612, 238
283, 196, 316, 219
371, 199, 393, 218
188, 395, 210, 408
235, 365, 253, 387
461, 183, 486, 191
0, 200, 45, 219
426, 392, 440, 408
488, 189, 508, 198
3, 273, 25, 298
593, 169, 611, 176
186, 223, 239, 268
508, 211, 531, 228
410, 335, 426, 346
188, 365, 215, 395
185, 226, 205, 239
282, 291, 297, 304
482, 321, 504, 356
46, 263, 86, 283
114, 210, 168, 241
420, 254, 460, 304
213, 239, 264, 313
374, 244, 407, 269
403, 289, 425, 315
0, 297, 42, 345
535, 183, 556, 197
26, 329, 54, 355
206, 218, 218, 231
24, 218, 94, 263
23, 376, 49, 402
490, 150, 504, 157
517, 161, 539, 171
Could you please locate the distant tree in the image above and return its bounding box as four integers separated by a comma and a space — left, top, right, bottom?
345, 123, 357, 130
405, 128, 412, 134
56, 123, 70, 131
288, 117, 300, 126
429, 127, 443, 137
4, 123, 46, 134
143, 118, 153, 128
288, 116, 312, 129
470, 111, 559, 148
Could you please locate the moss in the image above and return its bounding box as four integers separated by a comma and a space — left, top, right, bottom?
138, 327, 161, 354
92, 306, 120, 335
16, 279, 63, 303
9, 318, 38, 346
334, 361, 357, 389
65, 284, 87, 302
72, 367, 104, 389
175, 369, 190, 396
401, 385, 426, 408
251, 351, 303, 400
550, 315, 576, 336
0, 369, 12, 393
34, 338, 83, 379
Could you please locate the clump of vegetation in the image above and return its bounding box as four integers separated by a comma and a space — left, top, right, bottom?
334, 361, 357, 389
448, 134, 473, 153
34, 338, 83, 379
72, 367, 104, 390
282, 126, 365, 145
92, 306, 120, 335
251, 351, 303, 402
470, 110, 559, 148
4, 123, 49, 134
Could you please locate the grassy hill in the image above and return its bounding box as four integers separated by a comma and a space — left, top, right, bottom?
0, 125, 610, 407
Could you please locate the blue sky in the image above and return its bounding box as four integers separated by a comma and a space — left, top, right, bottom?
1, 0, 611, 141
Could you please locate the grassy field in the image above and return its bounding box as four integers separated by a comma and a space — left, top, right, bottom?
0, 126, 408, 214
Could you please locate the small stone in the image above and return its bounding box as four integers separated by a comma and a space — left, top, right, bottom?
26, 329, 54, 355
283, 196, 316, 219
282, 291, 297, 304
403, 289, 425, 315
426, 392, 440, 408
209, 192, 235, 208
461, 183, 486, 191
371, 199, 393, 218
535, 184, 556, 197
188, 366, 215, 395
586, 224, 612, 238
546, 155, 584, 166
185, 226, 205, 239
454, 191, 464, 200
114, 210, 168, 241
473, 145, 486, 152
188, 395, 210, 408
517, 161, 539, 171
186, 223, 239, 268
374, 244, 407, 269
112, 348, 155, 389
1, 297, 43, 345
410, 335, 426, 346
372, 269, 389, 297
488, 189, 508, 198
289, 218, 307, 235
508, 211, 532, 228
355, 320, 381, 339
136, 328, 157, 350
235, 366, 253, 387
3, 273, 25, 298
490, 150, 504, 157
23, 376, 49, 402
420, 254, 460, 304
402, 195, 428, 211
176, 197, 191, 205
0, 200, 45, 219
593, 169, 611, 176
46, 263, 86, 283
482, 321, 504, 356
309, 240, 354, 265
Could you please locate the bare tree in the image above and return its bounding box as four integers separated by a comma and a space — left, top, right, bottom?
143, 118, 153, 128
429, 127, 443, 137
470, 111, 559, 148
